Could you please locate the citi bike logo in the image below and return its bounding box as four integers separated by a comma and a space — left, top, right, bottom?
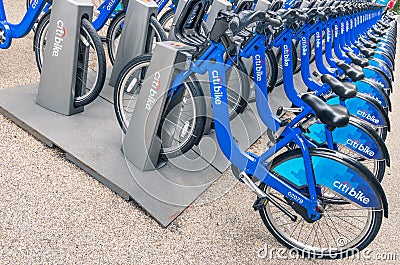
211, 70, 223, 105
326, 28, 331, 42
334, 25, 338, 38
254, 54, 263, 82
107, 0, 117, 10
357, 109, 380, 125
283, 44, 290, 67
346, 139, 375, 157
315, 32, 321, 48
157, 0, 167, 7
145, 71, 161, 110
301, 37, 307, 56
369, 78, 384, 89
362, 92, 382, 105
52, 20, 66, 57
340, 22, 344, 34
31, 0, 39, 9
346, 21, 349, 32
333, 181, 371, 204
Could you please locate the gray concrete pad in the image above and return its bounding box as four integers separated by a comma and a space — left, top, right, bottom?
0, 83, 223, 226
0, 72, 268, 226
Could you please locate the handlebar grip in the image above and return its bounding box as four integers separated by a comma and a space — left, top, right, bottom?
228, 16, 240, 32
297, 13, 308, 21
267, 17, 282, 27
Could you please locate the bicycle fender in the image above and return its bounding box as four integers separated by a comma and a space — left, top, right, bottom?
354, 80, 391, 111
312, 148, 389, 218
363, 66, 392, 93
272, 148, 388, 217
328, 94, 390, 131
305, 116, 389, 165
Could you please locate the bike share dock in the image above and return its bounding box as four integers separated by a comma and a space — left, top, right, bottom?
0, 0, 269, 226
0, 0, 308, 227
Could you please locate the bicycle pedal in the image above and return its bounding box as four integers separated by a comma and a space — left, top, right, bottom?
253, 197, 269, 211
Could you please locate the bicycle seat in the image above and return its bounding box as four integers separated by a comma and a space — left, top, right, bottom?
360, 37, 377, 49
335, 60, 365, 81
378, 21, 390, 29
301, 94, 350, 128
366, 32, 380, 43
372, 27, 385, 37
321, 74, 357, 99
355, 44, 375, 58
346, 51, 369, 67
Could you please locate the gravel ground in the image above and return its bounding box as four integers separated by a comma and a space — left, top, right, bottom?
1, 1, 399, 264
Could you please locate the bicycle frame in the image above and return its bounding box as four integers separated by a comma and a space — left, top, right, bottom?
294, 19, 391, 110
165, 30, 386, 219
204, 26, 387, 164
0, 0, 47, 48
92, 0, 124, 31
36, 0, 174, 32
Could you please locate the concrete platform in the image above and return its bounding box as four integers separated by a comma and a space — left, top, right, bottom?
0, 78, 267, 226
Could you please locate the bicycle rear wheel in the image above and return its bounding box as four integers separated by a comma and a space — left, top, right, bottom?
258, 148, 384, 259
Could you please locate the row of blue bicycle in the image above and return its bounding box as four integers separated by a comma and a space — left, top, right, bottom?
0, 0, 397, 259
112, 0, 397, 258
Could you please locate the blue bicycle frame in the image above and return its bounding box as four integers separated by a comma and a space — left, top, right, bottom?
294, 17, 391, 112
0, 0, 47, 48
92, 0, 124, 31
163, 30, 386, 219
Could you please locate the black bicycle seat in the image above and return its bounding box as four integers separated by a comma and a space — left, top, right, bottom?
335, 60, 365, 81
366, 31, 380, 43
355, 43, 375, 58
377, 21, 390, 29
346, 51, 369, 67
359, 37, 377, 49
372, 27, 385, 37
301, 94, 350, 129
321, 74, 357, 99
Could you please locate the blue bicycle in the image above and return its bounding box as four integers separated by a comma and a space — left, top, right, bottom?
32, 0, 167, 68
0, 0, 49, 49
116, 5, 388, 257
2, 0, 107, 107
186, 8, 387, 259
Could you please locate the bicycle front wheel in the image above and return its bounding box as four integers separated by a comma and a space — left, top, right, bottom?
106, 13, 167, 64
34, 15, 106, 107
114, 54, 206, 158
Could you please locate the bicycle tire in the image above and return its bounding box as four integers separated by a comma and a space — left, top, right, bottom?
33, 11, 51, 72
114, 54, 206, 158
106, 12, 167, 64
258, 148, 384, 259
34, 15, 106, 107
158, 8, 175, 34
74, 18, 107, 107
158, 8, 209, 37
